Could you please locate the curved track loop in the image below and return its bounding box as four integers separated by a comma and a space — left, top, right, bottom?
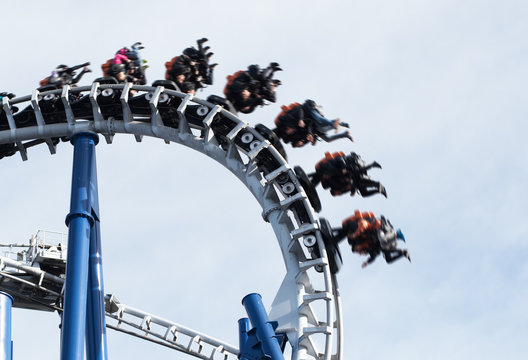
0, 83, 343, 360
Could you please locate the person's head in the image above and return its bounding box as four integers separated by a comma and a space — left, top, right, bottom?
180, 81, 196, 95
247, 64, 260, 78
175, 74, 185, 83
349, 151, 360, 160
183, 47, 200, 60
55, 64, 68, 74
303, 99, 317, 108
396, 229, 405, 242
171, 65, 189, 82
303, 99, 324, 115
240, 88, 251, 100
379, 215, 392, 229
127, 52, 138, 61
117, 48, 128, 55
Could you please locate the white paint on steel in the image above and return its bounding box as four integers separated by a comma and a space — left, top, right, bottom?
0, 83, 343, 360
105, 294, 239, 360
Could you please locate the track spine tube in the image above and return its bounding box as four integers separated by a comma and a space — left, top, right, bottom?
61, 132, 99, 360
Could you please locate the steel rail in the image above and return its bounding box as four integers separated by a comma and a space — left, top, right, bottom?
0, 83, 342, 360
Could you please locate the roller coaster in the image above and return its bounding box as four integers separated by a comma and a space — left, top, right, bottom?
0, 78, 345, 359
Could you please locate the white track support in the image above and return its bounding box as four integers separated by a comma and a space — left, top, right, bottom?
2, 96, 27, 161
0, 84, 343, 360
30, 90, 57, 154
61, 85, 75, 127
0, 257, 237, 358
105, 294, 239, 360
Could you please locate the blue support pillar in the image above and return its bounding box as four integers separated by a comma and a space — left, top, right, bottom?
238, 318, 250, 353
85, 146, 108, 360
61, 132, 99, 360
86, 221, 108, 360
0, 292, 13, 360
240, 293, 284, 360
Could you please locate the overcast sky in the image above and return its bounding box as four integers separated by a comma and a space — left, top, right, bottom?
0, 0, 526, 359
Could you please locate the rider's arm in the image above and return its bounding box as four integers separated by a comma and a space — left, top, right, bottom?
362, 252, 379, 268
332, 227, 347, 242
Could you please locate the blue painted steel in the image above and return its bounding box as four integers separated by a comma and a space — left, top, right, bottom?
61, 132, 99, 360
85, 143, 108, 360
239, 317, 269, 360
0, 292, 13, 360
241, 293, 284, 360
86, 220, 108, 360
238, 318, 250, 353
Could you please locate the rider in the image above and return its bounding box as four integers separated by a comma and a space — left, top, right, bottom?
346, 152, 387, 197
311, 151, 387, 197
166, 64, 190, 89
165, 38, 216, 93
334, 210, 410, 268
126, 42, 148, 85
110, 48, 131, 82
224, 62, 282, 114
180, 46, 206, 87
273, 102, 312, 147
274, 100, 353, 147
166, 63, 200, 94
102, 44, 147, 85
40, 63, 91, 88
377, 215, 410, 265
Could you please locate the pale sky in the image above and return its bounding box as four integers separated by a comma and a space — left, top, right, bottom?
0, 0, 526, 359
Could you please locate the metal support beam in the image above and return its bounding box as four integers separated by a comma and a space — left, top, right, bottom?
0, 292, 13, 360
85, 148, 108, 360
241, 293, 284, 360
61, 132, 100, 360
86, 221, 108, 360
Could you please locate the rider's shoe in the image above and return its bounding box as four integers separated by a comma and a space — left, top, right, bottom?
270, 62, 282, 71
405, 250, 411, 262
345, 130, 354, 142
380, 185, 387, 198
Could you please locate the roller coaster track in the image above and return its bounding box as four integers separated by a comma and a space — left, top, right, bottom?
0, 255, 240, 360
0, 83, 343, 360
